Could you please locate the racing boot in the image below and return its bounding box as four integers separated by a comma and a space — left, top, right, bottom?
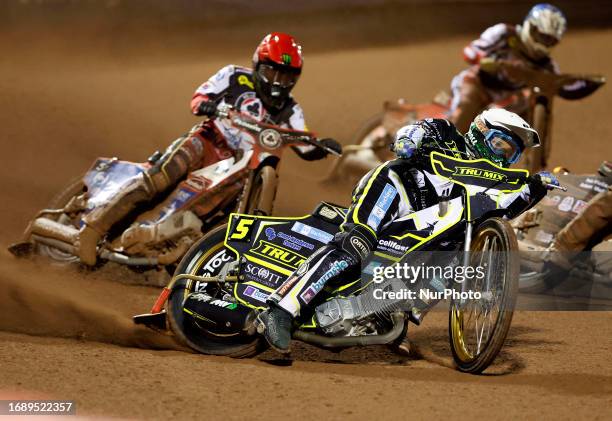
77, 136, 201, 265
257, 304, 293, 353
77, 173, 157, 265
551, 188, 612, 254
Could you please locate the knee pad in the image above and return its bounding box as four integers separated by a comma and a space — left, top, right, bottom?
332, 224, 377, 263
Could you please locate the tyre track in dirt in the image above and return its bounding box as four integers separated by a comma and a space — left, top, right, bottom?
1, 18, 611, 419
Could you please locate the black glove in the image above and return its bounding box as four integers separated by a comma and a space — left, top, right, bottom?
195, 100, 217, 117
292, 138, 342, 161
318, 138, 342, 155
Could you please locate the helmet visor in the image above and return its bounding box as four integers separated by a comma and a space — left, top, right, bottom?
529, 24, 559, 48
257, 63, 299, 89
485, 129, 522, 164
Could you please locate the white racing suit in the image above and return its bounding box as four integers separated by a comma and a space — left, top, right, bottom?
268, 119, 547, 318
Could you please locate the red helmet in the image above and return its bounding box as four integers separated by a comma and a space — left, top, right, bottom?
252, 32, 303, 111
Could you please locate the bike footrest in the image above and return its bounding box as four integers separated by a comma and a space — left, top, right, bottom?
7, 242, 34, 258
133, 310, 167, 330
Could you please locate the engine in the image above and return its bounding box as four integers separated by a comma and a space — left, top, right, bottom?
314, 279, 408, 336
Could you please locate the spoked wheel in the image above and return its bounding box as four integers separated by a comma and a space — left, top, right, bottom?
354, 112, 395, 163
166, 224, 265, 357
449, 218, 519, 373
339, 113, 393, 175
35, 177, 86, 263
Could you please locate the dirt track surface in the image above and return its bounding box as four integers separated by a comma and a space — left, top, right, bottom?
1, 13, 612, 420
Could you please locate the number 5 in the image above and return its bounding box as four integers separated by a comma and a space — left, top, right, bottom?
230, 218, 255, 240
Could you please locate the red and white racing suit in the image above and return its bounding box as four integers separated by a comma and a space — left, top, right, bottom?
82, 65, 321, 243
449, 24, 558, 132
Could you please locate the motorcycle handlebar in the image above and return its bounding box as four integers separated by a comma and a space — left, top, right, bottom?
214, 104, 342, 156
525, 175, 568, 192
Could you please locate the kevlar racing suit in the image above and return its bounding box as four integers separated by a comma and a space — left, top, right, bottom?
268, 118, 548, 319
449, 23, 558, 132
78, 65, 324, 265
547, 186, 612, 272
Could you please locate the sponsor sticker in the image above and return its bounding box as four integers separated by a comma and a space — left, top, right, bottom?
377, 239, 409, 253
243, 263, 284, 287
189, 293, 212, 302
558, 196, 574, 212
319, 206, 338, 220
237, 74, 254, 89
309, 260, 349, 294
276, 275, 300, 297
367, 183, 397, 230
571, 199, 587, 214
265, 227, 277, 240
243, 286, 269, 303
278, 232, 315, 250
299, 287, 318, 304
197, 249, 233, 282
209, 299, 238, 310
535, 230, 554, 245
291, 222, 334, 244
250, 240, 307, 269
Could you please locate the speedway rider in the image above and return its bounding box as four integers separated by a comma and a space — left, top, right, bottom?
449, 3, 567, 132
77, 32, 341, 265
545, 162, 612, 275
259, 109, 559, 353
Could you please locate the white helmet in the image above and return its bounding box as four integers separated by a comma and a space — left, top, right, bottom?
519, 4, 567, 59
466, 108, 540, 166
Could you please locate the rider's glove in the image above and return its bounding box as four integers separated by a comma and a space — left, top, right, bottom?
195, 100, 217, 117
319, 138, 342, 155
393, 124, 425, 159
534, 171, 560, 190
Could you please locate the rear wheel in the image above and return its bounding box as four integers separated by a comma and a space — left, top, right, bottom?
338, 113, 393, 177
35, 177, 86, 263
449, 218, 519, 373
166, 224, 265, 357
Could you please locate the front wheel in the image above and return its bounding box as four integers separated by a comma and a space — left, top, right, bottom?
245, 165, 278, 215
449, 218, 519, 373
524, 103, 548, 173
166, 224, 265, 357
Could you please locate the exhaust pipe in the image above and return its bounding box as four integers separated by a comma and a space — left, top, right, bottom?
31, 234, 77, 255
29, 217, 79, 244
292, 312, 406, 348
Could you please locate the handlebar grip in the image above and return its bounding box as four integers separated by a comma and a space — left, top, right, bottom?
526, 175, 567, 191
546, 184, 568, 192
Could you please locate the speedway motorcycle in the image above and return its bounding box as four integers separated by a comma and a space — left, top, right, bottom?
329, 63, 604, 178
513, 167, 610, 293
135, 149, 560, 373
9, 105, 337, 275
